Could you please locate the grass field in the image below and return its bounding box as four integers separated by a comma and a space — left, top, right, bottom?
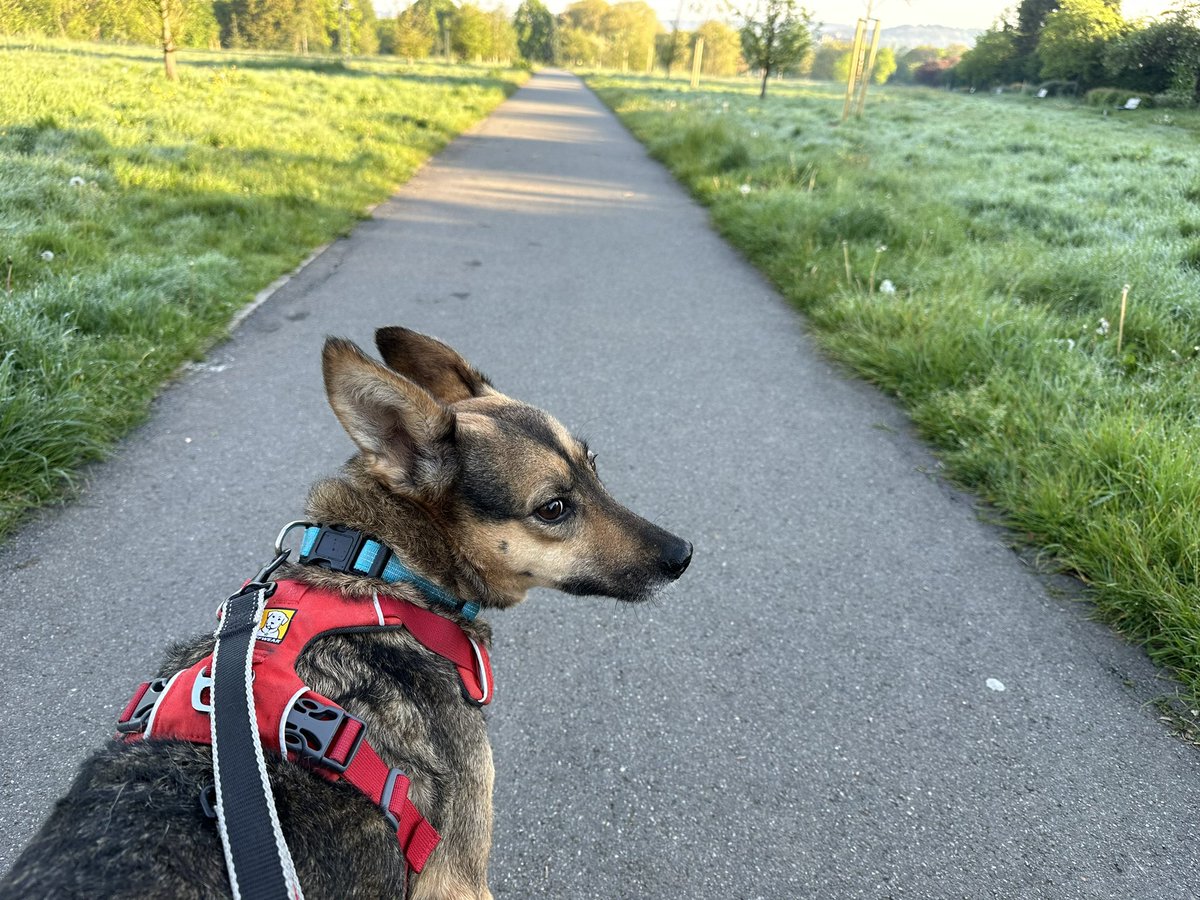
0, 40, 526, 538
590, 74, 1200, 718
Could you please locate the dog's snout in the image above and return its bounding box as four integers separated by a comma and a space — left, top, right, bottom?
660, 537, 693, 579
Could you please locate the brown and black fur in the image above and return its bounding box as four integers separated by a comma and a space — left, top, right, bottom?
0, 328, 691, 900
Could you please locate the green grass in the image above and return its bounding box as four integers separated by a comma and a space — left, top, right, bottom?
0, 39, 527, 537
589, 73, 1200, 709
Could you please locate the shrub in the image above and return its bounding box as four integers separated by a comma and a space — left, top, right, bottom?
1153, 92, 1194, 109
1036, 79, 1079, 97
1085, 87, 1121, 106
1085, 87, 1155, 108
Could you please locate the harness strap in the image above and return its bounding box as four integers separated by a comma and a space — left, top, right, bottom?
337, 733, 440, 872
375, 593, 492, 705
115, 579, 470, 887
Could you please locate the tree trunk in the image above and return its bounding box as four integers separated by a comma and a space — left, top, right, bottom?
760, 65, 770, 99
159, 0, 177, 81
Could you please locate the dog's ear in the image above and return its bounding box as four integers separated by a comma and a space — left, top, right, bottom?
323, 337, 457, 496
375, 327, 494, 405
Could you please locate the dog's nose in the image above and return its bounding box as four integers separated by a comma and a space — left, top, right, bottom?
660, 538, 693, 579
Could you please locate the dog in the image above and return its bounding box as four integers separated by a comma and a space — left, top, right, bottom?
0, 327, 692, 899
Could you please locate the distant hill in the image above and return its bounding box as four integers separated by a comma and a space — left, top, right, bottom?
814, 23, 979, 50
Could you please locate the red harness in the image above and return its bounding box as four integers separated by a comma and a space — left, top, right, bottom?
118, 580, 493, 875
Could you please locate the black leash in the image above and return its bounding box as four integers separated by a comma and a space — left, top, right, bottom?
210, 551, 303, 900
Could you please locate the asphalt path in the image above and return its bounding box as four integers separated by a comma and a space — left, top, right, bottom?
2, 70, 1199, 899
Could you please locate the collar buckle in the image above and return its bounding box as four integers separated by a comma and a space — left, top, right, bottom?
298, 524, 387, 579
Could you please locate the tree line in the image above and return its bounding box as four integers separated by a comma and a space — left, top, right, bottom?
1, 0, 380, 54
0, 0, 738, 70
1, 0, 821, 87
955, 0, 1200, 101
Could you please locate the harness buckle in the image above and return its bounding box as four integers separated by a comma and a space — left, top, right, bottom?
380, 767, 409, 832
116, 677, 170, 734
283, 695, 365, 774
190, 665, 213, 713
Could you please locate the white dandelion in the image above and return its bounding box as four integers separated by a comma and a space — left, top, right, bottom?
69, 176, 85, 187
739, 184, 751, 195
1097, 317, 1110, 336
40, 250, 54, 262
879, 279, 896, 294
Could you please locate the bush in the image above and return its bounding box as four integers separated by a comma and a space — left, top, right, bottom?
1035, 79, 1079, 97
1086, 87, 1154, 108
1085, 87, 1121, 106
1153, 92, 1194, 109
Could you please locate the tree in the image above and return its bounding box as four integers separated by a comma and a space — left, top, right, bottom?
912, 55, 958, 86
693, 19, 743, 76
955, 25, 1021, 87
514, 0, 554, 62
557, 24, 605, 64
655, 28, 690, 72
1037, 0, 1124, 87
351, 0, 378, 54
810, 39, 849, 81
1015, 0, 1059, 77
452, 3, 491, 59
141, 0, 188, 78
732, 0, 813, 98
1103, 11, 1200, 95
871, 45, 896, 83
402, 0, 455, 58
386, 0, 447, 59
488, 6, 517, 61
602, 1, 658, 71
560, 0, 606, 35
891, 45, 944, 83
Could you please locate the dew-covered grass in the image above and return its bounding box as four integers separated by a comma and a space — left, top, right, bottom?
0, 39, 527, 538
590, 73, 1200, 713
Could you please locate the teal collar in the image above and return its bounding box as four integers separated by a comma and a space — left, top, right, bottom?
293, 523, 480, 621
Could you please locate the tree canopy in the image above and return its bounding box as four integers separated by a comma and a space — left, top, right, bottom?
731, 0, 813, 98
514, 0, 553, 63
1036, 0, 1124, 86
693, 19, 742, 76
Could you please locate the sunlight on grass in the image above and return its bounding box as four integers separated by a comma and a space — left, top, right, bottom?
0, 39, 527, 537
590, 72, 1200, 710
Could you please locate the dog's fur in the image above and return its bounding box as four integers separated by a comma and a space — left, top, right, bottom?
0, 328, 691, 900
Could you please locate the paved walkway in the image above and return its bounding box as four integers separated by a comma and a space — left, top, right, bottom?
2, 71, 1198, 898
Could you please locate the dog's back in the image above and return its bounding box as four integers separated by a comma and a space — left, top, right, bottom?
0, 328, 690, 899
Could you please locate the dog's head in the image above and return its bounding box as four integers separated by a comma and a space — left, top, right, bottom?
322, 327, 692, 608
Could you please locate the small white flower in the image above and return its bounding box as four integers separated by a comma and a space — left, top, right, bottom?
750, 130, 759, 137
879, 279, 896, 294
876, 244, 887, 253
69, 175, 85, 187
40, 250, 54, 262
739, 184, 751, 195
1097, 318, 1110, 336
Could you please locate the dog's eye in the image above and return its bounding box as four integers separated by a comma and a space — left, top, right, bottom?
534, 499, 569, 523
